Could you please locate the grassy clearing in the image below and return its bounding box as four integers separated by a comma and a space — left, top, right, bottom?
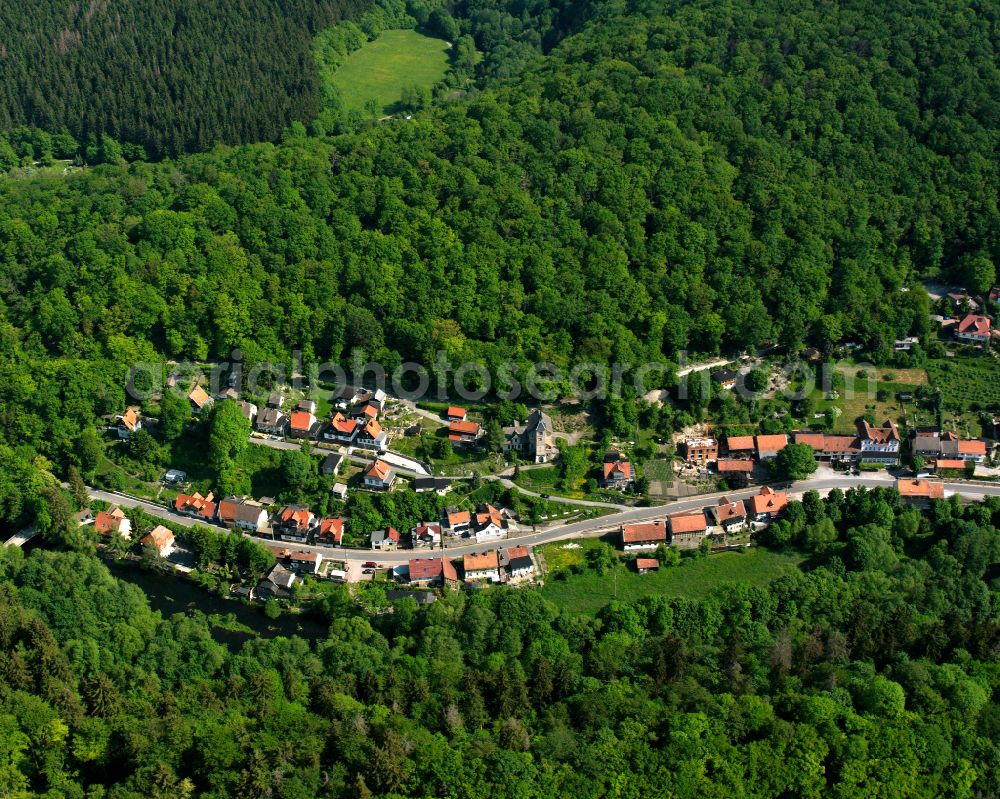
539, 547, 804, 615
814, 366, 927, 433
327, 29, 451, 114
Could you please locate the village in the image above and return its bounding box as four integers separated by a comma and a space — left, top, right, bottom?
76, 281, 1000, 605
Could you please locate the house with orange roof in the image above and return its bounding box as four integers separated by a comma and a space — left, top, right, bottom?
116, 407, 142, 439
896, 478, 945, 508
463, 550, 501, 582
316, 517, 345, 546
140, 525, 175, 557
669, 511, 708, 549
793, 432, 860, 463
748, 486, 789, 520
712, 497, 748, 531
94, 506, 131, 538
473, 504, 508, 543
444, 509, 472, 535
635, 557, 659, 574
188, 384, 214, 414
445, 406, 468, 422
448, 419, 482, 445
621, 521, 667, 551
725, 436, 756, 456
407, 557, 459, 588
716, 459, 754, 487
955, 313, 991, 343
289, 409, 317, 439
363, 458, 396, 490
755, 434, 789, 460
504, 545, 534, 579
324, 412, 360, 443
273, 505, 315, 542
935, 459, 969, 473
601, 459, 634, 489
356, 417, 388, 451
173, 491, 217, 521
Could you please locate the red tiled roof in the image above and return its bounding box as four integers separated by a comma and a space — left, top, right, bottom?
463, 551, 499, 571
188, 385, 211, 408
748, 486, 789, 516
409, 558, 444, 580
717, 460, 754, 472
603, 460, 633, 480
506, 545, 530, 560
120, 407, 140, 431
446, 406, 467, 419
670, 512, 707, 534
447, 510, 471, 527
794, 433, 826, 450
716, 498, 747, 521
290, 551, 319, 563
94, 510, 123, 535
279, 506, 312, 530
957, 314, 991, 335
755, 434, 789, 452
365, 458, 393, 481
317, 518, 344, 543
622, 522, 667, 544
726, 436, 755, 451
330, 412, 359, 434
957, 440, 987, 456
635, 558, 659, 570
896, 479, 945, 499
290, 410, 314, 431
935, 459, 966, 470
449, 420, 481, 436
363, 418, 383, 438
141, 525, 174, 550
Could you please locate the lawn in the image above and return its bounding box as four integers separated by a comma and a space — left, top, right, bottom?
814, 366, 928, 433
327, 29, 451, 114
539, 546, 804, 615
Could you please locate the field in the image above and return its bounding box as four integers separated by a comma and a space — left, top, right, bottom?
538, 543, 804, 614
327, 30, 451, 114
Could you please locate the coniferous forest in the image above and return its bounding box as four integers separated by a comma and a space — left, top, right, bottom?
0, 0, 370, 157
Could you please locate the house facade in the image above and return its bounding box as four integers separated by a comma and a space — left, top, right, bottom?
363, 458, 396, 490
857, 419, 901, 465
274, 505, 315, 542
503, 410, 557, 463
955, 314, 991, 343
463, 551, 501, 582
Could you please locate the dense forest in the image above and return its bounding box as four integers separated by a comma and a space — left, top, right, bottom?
0, 0, 371, 158
0, 489, 998, 796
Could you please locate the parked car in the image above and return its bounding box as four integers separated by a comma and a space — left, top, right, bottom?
363, 561, 378, 568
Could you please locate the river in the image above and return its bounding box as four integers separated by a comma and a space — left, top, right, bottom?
105, 560, 329, 650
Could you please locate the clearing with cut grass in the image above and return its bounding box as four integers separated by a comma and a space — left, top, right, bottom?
538, 543, 804, 614
327, 29, 451, 114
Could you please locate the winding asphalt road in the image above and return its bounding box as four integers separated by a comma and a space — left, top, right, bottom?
86, 472, 1000, 567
